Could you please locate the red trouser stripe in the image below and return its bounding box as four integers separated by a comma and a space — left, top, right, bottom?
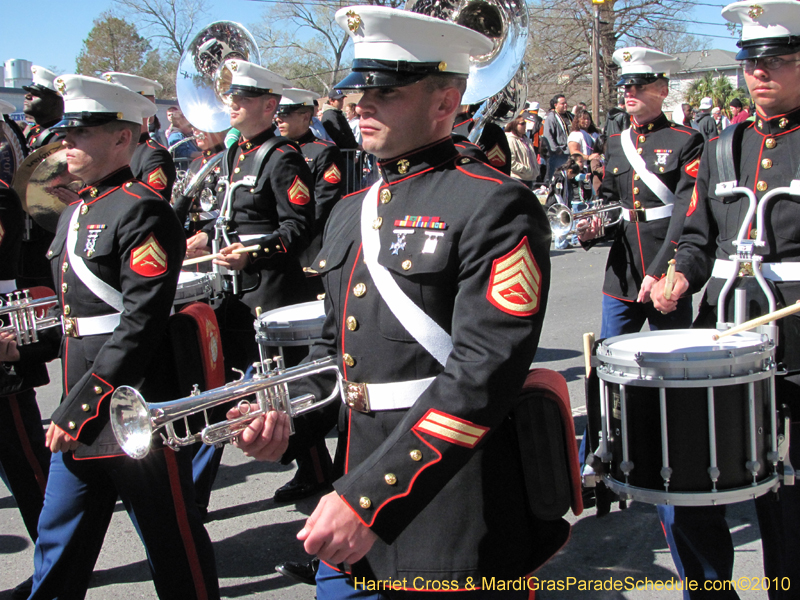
164, 449, 208, 600
8, 393, 47, 495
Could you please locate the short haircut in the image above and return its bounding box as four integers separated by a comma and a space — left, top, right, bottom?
104, 120, 140, 154
423, 74, 467, 96
550, 94, 566, 110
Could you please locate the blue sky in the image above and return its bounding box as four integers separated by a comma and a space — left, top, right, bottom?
0, 0, 738, 77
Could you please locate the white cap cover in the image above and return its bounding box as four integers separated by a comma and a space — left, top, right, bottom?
53, 75, 157, 129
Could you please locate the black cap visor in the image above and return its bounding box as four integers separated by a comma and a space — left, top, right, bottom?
276, 103, 311, 116
52, 112, 132, 130
223, 84, 273, 98
334, 58, 466, 90
736, 36, 800, 60
22, 83, 58, 96
616, 73, 667, 87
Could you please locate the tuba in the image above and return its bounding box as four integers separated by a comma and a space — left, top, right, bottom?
405, 0, 529, 140
176, 21, 261, 134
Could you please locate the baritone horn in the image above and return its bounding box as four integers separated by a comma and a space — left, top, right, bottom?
110, 356, 343, 459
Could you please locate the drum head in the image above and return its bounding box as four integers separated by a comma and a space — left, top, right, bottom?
597, 329, 774, 385
255, 300, 326, 346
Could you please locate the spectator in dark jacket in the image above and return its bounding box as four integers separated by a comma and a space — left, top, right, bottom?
691, 96, 718, 140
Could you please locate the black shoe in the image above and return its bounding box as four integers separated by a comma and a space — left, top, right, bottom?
275, 558, 319, 585
12, 575, 33, 599
274, 478, 331, 503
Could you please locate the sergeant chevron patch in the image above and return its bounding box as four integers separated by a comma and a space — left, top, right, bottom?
323, 164, 342, 184
486, 144, 507, 167
687, 184, 698, 217
131, 233, 168, 277
413, 409, 489, 448
685, 158, 700, 178
288, 176, 311, 205
487, 237, 541, 316
147, 167, 167, 190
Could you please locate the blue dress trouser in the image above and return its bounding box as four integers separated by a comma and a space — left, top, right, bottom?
30, 446, 219, 600
0, 388, 50, 542
600, 293, 694, 339
317, 562, 532, 599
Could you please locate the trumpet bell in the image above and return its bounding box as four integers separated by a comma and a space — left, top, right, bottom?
176, 21, 261, 133
110, 386, 154, 459
405, 0, 529, 105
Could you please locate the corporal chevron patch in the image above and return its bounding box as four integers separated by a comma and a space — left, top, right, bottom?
288, 176, 311, 205
0, 220, 4, 246
486, 236, 541, 316
486, 144, 507, 167
687, 184, 698, 217
131, 233, 168, 277
147, 167, 168, 190
685, 158, 700, 178
413, 409, 489, 449
323, 163, 342, 184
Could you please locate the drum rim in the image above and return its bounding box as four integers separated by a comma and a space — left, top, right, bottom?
603, 474, 780, 506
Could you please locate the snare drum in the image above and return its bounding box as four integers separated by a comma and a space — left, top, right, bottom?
593, 329, 780, 506
254, 301, 326, 348
174, 272, 220, 307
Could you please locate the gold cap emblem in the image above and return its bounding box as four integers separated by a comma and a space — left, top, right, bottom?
748, 4, 764, 19
104, 73, 113, 82
55, 78, 66, 94
230, 60, 238, 72
438, 62, 448, 72
622, 51, 632, 62
346, 10, 362, 33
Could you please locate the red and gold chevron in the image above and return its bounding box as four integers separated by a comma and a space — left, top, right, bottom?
288, 176, 311, 205
0, 220, 4, 246
486, 144, 507, 167
486, 236, 541, 316
323, 163, 342, 184
687, 185, 698, 217
130, 233, 168, 277
147, 167, 168, 190
685, 158, 700, 178
414, 409, 489, 449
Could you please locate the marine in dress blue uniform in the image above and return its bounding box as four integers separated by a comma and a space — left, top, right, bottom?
583, 47, 704, 338
235, 8, 565, 598
452, 111, 512, 175
651, 3, 800, 597
104, 72, 177, 201
6, 75, 219, 600
20, 66, 64, 291
187, 61, 315, 375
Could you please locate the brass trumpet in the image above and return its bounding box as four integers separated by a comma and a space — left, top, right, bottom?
110, 356, 343, 459
548, 202, 623, 237
0, 290, 60, 345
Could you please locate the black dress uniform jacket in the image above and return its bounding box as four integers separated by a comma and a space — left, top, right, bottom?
296, 137, 561, 587
25, 121, 63, 151
20, 167, 185, 448
296, 129, 344, 265
453, 115, 512, 175
204, 126, 315, 317
677, 106, 800, 382
131, 132, 176, 201
600, 114, 704, 300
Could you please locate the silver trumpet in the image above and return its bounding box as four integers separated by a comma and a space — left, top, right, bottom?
548, 202, 623, 237
110, 356, 343, 459
0, 290, 60, 345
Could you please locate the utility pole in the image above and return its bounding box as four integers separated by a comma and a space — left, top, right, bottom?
591, 0, 603, 120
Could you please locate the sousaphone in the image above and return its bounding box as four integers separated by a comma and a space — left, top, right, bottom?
0, 118, 26, 186
176, 21, 262, 133
405, 0, 529, 140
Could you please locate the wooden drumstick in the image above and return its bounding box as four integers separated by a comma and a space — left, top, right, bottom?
583, 332, 595, 378
182, 244, 261, 267
712, 301, 800, 341
663, 259, 677, 300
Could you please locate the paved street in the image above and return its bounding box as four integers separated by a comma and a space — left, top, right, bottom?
0, 243, 770, 599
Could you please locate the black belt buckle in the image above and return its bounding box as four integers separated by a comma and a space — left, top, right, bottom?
343, 380, 370, 413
